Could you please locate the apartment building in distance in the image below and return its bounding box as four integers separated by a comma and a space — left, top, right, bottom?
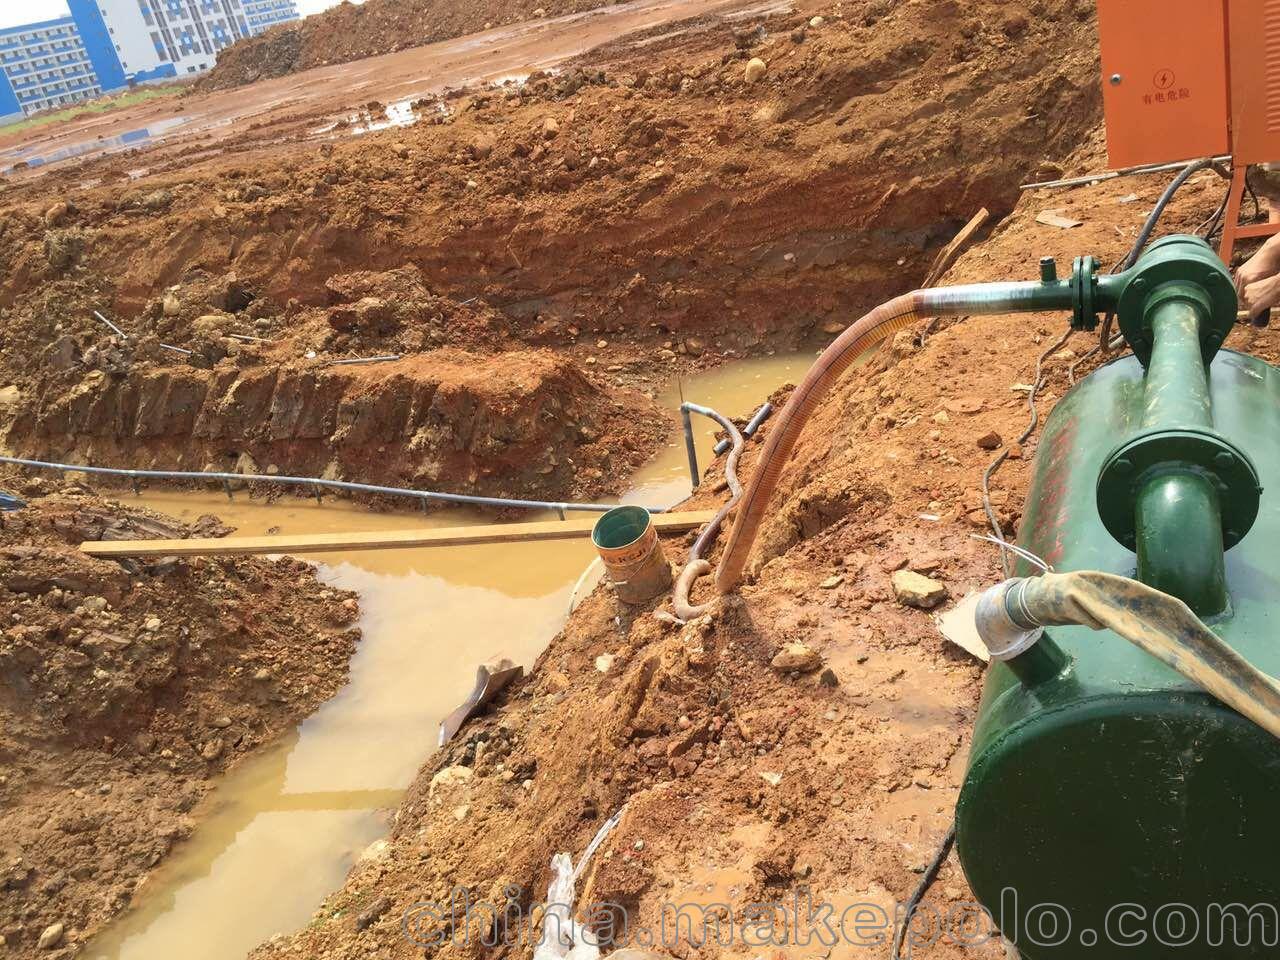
0, 17, 102, 125
243, 0, 302, 34
0, 0, 301, 125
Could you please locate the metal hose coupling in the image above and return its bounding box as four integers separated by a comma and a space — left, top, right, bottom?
974, 578, 1044, 662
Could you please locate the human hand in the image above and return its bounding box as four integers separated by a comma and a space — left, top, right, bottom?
1236, 257, 1272, 295
1240, 273, 1280, 315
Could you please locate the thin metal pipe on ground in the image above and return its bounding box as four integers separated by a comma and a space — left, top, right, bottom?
1020, 155, 1230, 191
328, 355, 401, 366
0, 454, 665, 515
92, 310, 128, 339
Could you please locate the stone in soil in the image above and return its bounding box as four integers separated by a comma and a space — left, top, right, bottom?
771, 642, 823, 672
892, 570, 949, 609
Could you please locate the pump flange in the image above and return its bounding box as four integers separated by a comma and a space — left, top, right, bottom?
1069, 255, 1099, 331
1111, 236, 1237, 367
1096, 428, 1261, 552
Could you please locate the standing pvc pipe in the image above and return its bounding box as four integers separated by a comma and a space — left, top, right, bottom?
681, 406, 699, 488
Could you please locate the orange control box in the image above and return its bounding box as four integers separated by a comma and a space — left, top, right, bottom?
1099, 0, 1231, 168
1225, 0, 1280, 164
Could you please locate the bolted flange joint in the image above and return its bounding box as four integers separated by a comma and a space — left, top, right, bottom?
1096, 429, 1262, 553
1069, 255, 1100, 331
1110, 236, 1237, 367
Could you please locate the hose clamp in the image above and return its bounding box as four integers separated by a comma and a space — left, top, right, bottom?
974, 579, 1044, 662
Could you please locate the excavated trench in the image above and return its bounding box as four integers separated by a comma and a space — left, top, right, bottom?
4, 351, 662, 507
0, 4, 1111, 956
80, 353, 808, 960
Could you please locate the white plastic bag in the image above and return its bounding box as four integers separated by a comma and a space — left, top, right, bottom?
533, 808, 625, 960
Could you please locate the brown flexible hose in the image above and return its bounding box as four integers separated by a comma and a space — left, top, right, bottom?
1018, 571, 1280, 741
714, 292, 924, 592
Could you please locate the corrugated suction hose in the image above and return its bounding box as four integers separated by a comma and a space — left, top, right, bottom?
712, 279, 1072, 594
714, 291, 922, 592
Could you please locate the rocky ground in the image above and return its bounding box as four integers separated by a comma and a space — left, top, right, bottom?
0, 474, 361, 957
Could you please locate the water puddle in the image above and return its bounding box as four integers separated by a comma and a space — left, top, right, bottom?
84, 352, 810, 960
312, 97, 453, 138
351, 99, 420, 135
0, 117, 189, 174
722, 0, 793, 20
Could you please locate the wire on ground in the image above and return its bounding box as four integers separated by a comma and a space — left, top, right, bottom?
0, 455, 665, 517
892, 826, 958, 960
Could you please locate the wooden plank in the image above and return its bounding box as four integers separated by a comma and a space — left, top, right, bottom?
80, 510, 717, 558
923, 208, 990, 287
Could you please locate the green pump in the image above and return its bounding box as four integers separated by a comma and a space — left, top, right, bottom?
956, 236, 1280, 958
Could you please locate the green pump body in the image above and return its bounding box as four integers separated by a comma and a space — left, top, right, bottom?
955, 237, 1280, 958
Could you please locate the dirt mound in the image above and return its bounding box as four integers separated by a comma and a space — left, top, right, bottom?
0, 479, 361, 956
1, 0, 1101, 334
0, 0, 1101, 398
5, 347, 665, 506
199, 0, 614, 91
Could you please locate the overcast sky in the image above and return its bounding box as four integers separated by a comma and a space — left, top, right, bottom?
0, 0, 359, 30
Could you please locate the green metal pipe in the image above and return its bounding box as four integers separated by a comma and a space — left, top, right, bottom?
917, 279, 1075, 315
1141, 297, 1213, 430
1135, 470, 1227, 615
1131, 296, 1228, 616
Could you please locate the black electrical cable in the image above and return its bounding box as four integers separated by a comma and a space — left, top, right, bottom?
1121, 157, 1218, 271
1245, 168, 1262, 222
892, 826, 957, 960
1198, 185, 1232, 244
1200, 165, 1269, 247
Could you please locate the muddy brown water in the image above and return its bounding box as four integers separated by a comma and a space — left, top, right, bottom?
83, 353, 808, 960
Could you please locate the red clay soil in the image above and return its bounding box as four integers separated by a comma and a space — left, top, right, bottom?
245, 138, 1275, 960
0, 0, 1099, 502
10, 4, 1267, 959
0, 477, 361, 957
198, 0, 617, 89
